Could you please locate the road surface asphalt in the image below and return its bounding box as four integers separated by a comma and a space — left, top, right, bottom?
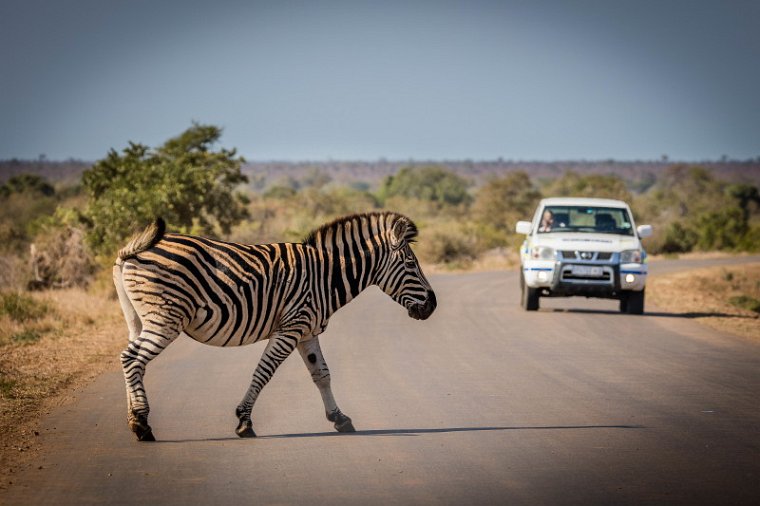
3, 256, 760, 505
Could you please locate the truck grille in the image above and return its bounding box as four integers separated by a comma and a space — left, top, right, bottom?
560, 251, 613, 261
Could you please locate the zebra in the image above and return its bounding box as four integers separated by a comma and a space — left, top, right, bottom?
113, 211, 437, 441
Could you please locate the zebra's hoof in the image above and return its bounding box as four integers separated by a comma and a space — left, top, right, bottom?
335, 417, 356, 433
132, 423, 155, 441
138, 429, 156, 442
130, 416, 155, 441
237, 427, 257, 438
235, 420, 257, 438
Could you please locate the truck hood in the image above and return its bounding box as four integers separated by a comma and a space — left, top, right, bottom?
533, 232, 641, 252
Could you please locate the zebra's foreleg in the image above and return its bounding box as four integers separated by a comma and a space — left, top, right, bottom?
235, 333, 299, 438
120, 331, 178, 441
297, 336, 355, 433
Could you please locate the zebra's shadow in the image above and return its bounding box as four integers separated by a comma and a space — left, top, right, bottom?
155, 424, 642, 443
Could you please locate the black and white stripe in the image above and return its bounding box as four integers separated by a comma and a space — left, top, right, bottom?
113, 212, 436, 441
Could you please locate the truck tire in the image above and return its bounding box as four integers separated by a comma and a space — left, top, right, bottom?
520, 274, 540, 311
625, 289, 645, 315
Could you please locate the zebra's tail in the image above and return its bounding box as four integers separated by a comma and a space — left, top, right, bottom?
117, 218, 166, 261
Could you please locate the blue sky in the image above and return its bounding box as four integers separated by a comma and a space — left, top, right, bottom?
1, 0, 758, 161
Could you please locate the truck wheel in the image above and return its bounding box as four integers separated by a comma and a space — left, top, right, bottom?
626, 289, 645, 315
619, 294, 628, 313
521, 274, 540, 311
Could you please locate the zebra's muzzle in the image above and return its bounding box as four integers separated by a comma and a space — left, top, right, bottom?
408, 290, 437, 320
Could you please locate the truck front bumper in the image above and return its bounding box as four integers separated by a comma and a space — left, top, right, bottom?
522, 260, 647, 298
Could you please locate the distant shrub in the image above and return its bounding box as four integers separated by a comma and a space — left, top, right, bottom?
0, 291, 49, 322
0, 174, 55, 198
658, 222, 698, 254
263, 185, 297, 199
729, 295, 760, 314
416, 225, 482, 267
0, 183, 59, 253
694, 207, 748, 250
736, 224, 760, 252
541, 171, 632, 202
301, 187, 379, 218
11, 329, 42, 344
637, 166, 760, 254
29, 211, 94, 289
472, 171, 541, 246
379, 166, 472, 207
0, 377, 17, 397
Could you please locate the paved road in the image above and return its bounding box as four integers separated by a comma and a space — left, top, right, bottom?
4, 257, 760, 505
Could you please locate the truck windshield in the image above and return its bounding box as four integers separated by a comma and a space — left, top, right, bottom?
538, 206, 634, 235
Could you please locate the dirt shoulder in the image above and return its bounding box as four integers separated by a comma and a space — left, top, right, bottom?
648, 262, 760, 340
0, 288, 125, 491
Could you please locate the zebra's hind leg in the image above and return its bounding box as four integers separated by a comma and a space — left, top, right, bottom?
235, 333, 299, 438
297, 336, 355, 433
120, 329, 179, 441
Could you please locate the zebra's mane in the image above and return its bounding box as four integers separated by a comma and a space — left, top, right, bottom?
302, 212, 418, 247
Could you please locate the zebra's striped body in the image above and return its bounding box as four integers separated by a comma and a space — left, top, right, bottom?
113, 212, 436, 441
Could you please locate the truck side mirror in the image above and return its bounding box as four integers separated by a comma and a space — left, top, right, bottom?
637, 224, 653, 238
516, 221, 532, 235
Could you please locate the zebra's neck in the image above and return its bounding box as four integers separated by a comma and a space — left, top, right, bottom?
308, 230, 387, 318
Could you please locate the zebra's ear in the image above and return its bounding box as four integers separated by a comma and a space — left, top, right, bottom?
390, 216, 418, 250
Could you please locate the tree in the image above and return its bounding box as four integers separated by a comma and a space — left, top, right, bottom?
695, 208, 747, 250
636, 166, 760, 253
727, 183, 760, 222
472, 171, 541, 236
542, 171, 632, 202
82, 124, 249, 255
0, 174, 58, 253
379, 166, 472, 206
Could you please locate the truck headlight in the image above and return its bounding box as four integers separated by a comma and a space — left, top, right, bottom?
531, 245, 555, 260
621, 249, 642, 263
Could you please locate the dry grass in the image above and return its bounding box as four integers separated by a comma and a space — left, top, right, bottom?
648, 263, 760, 340
0, 287, 125, 489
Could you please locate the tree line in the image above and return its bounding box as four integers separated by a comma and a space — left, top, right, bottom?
1, 124, 758, 288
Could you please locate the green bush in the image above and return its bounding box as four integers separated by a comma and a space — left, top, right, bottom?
694, 207, 747, 250
635, 166, 760, 255
379, 166, 472, 207
541, 171, 632, 202
0, 376, 17, 397
0, 179, 59, 253
736, 224, 760, 251
729, 295, 760, 314
0, 291, 49, 322
11, 329, 42, 344
0, 174, 55, 198
472, 171, 541, 245
659, 222, 698, 253
415, 224, 483, 267
263, 185, 297, 199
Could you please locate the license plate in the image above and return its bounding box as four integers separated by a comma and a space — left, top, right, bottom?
571, 265, 603, 277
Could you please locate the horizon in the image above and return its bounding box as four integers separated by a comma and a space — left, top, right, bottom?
2, 156, 760, 165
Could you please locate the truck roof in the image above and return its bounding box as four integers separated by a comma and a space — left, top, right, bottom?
539, 197, 630, 208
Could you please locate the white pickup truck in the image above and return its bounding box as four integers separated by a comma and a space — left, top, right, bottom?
516, 197, 652, 314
